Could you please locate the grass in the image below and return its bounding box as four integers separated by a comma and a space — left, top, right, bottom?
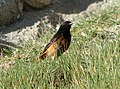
0, 2, 120, 89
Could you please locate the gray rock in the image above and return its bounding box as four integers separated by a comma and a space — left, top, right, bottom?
0, 0, 23, 26
0, 0, 119, 47
24, 0, 53, 8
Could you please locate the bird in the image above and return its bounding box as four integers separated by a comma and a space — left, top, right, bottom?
39, 21, 73, 59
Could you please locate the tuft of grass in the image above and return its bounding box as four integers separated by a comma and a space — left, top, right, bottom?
0, 2, 120, 89
72, 3, 120, 35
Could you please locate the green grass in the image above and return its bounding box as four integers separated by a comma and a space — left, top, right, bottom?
0, 3, 120, 89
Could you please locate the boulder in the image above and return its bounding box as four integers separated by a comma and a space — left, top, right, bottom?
0, 0, 23, 26
24, 0, 53, 8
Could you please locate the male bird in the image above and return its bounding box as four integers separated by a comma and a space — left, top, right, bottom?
39, 21, 73, 59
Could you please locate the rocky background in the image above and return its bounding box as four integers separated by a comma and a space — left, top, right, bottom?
0, 0, 119, 48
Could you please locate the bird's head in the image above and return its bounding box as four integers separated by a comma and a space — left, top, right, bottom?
61, 21, 73, 26
58, 21, 73, 33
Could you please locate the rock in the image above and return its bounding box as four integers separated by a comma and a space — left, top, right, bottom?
1, 21, 42, 45
24, 0, 53, 8
0, 0, 23, 26
0, 0, 119, 46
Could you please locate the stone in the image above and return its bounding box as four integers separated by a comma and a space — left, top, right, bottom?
0, 0, 23, 26
24, 0, 53, 8
0, 0, 119, 46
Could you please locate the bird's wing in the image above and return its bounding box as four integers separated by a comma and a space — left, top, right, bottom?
42, 33, 64, 53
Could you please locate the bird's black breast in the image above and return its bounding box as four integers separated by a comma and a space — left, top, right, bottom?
57, 32, 71, 56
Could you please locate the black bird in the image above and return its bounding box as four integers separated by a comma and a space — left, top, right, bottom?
39, 21, 73, 59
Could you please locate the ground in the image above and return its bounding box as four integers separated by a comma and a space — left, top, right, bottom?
0, 0, 112, 45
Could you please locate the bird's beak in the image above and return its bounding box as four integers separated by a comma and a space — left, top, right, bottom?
69, 22, 73, 25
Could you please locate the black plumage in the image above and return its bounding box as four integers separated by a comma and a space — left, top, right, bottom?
39, 21, 73, 59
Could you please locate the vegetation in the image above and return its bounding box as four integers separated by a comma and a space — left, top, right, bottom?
0, 3, 120, 89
